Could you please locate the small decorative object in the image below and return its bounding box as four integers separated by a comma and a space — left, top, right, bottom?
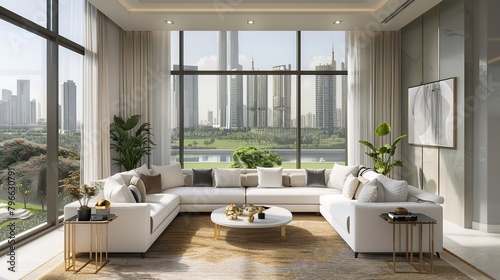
62, 184, 97, 221
224, 204, 240, 220
95, 199, 111, 215
241, 204, 268, 223
394, 207, 408, 215
258, 212, 265, 219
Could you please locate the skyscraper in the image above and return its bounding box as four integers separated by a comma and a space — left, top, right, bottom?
218, 31, 243, 128
247, 59, 268, 128
62, 80, 77, 132
272, 64, 291, 127
30, 99, 37, 124
1, 89, 12, 124
173, 65, 199, 128
315, 48, 336, 132
17, 79, 30, 124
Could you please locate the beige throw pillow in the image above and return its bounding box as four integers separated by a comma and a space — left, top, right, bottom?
151, 164, 185, 190
130, 176, 147, 202
327, 164, 359, 190
342, 174, 360, 200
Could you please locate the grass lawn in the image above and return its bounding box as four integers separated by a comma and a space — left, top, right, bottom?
183, 162, 340, 169
0, 199, 43, 227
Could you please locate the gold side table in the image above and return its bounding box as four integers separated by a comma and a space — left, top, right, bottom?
380, 213, 436, 273
64, 214, 117, 274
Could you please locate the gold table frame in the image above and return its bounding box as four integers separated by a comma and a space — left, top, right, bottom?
380, 213, 436, 273
64, 215, 117, 274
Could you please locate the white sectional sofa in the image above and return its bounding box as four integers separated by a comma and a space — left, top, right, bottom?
64, 164, 444, 258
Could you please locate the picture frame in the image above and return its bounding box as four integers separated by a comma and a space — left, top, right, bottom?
408, 77, 456, 148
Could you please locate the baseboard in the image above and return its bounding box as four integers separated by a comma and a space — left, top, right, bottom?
472, 221, 500, 233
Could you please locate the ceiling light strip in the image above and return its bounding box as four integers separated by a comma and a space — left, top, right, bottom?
381, 0, 415, 24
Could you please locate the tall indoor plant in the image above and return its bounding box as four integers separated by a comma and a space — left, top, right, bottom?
110, 115, 155, 171
359, 122, 407, 175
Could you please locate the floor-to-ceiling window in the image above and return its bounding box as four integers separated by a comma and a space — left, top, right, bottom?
0, 0, 84, 251
171, 31, 347, 169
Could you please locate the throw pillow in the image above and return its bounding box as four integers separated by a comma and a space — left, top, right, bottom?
128, 185, 142, 203
356, 179, 385, 202
342, 174, 360, 199
133, 163, 151, 175
257, 167, 283, 188
377, 175, 409, 202
140, 173, 162, 194
130, 176, 147, 202
305, 169, 327, 187
214, 169, 242, 188
354, 176, 370, 200
151, 164, 185, 190
103, 178, 136, 203
327, 164, 359, 190
192, 168, 213, 187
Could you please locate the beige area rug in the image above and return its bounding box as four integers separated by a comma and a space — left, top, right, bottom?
40, 213, 472, 279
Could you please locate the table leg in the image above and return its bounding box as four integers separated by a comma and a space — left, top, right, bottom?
431, 224, 435, 273
419, 224, 423, 272
72, 224, 76, 274
281, 225, 286, 240
392, 223, 396, 272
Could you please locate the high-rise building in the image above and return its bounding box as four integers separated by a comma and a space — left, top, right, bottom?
30, 99, 37, 124
272, 64, 291, 127
335, 108, 342, 128
208, 110, 213, 126
341, 62, 347, 128
62, 80, 77, 132
218, 31, 243, 128
315, 48, 336, 132
247, 59, 268, 128
173, 65, 199, 128
17, 79, 30, 125
1, 89, 12, 124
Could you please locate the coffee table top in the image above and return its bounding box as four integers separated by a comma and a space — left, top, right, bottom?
211, 206, 292, 229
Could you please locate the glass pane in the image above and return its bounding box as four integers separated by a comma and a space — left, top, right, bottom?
170, 76, 180, 165
300, 74, 346, 168
178, 74, 296, 169
301, 31, 347, 71
58, 46, 83, 214
0, 0, 47, 28
0, 20, 47, 244
170, 31, 179, 69
183, 31, 296, 71
59, 0, 84, 45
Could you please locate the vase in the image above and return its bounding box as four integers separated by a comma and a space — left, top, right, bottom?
77, 207, 91, 221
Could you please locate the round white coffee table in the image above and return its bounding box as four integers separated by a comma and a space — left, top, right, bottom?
211, 206, 293, 240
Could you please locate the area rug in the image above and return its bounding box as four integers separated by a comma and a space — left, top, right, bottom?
40, 213, 471, 279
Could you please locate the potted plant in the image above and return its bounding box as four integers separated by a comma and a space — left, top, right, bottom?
359, 122, 407, 176
63, 184, 97, 221
110, 115, 155, 171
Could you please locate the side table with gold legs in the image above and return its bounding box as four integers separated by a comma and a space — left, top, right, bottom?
380, 213, 436, 273
64, 214, 117, 274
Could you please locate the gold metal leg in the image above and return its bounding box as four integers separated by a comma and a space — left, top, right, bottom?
281, 225, 286, 240
431, 224, 435, 273
72, 224, 76, 274
213, 224, 221, 239
392, 223, 396, 272
419, 224, 423, 272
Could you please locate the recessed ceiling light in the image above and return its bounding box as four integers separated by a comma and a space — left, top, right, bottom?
247, 20, 255, 25
165, 20, 174, 25
333, 20, 342, 25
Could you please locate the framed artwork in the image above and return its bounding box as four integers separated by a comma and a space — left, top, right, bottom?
408, 77, 456, 148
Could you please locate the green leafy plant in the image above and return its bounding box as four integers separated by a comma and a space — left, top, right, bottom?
61, 183, 96, 209
110, 115, 155, 171
359, 122, 407, 175
231, 146, 282, 168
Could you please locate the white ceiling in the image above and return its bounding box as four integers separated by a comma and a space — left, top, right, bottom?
89, 0, 441, 31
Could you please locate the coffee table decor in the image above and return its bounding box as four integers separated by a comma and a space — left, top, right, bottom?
241, 204, 269, 222
224, 204, 241, 220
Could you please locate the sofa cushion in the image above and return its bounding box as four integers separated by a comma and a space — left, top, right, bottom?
151, 164, 185, 190
257, 167, 283, 188
243, 173, 258, 187
246, 187, 340, 204
342, 174, 359, 200
356, 179, 384, 202
140, 173, 162, 194
192, 168, 213, 187
128, 185, 141, 203
146, 194, 180, 233
306, 169, 327, 188
214, 169, 242, 187
130, 176, 147, 202
407, 185, 445, 204
134, 163, 151, 175
104, 178, 136, 203
163, 186, 245, 204
290, 173, 306, 187
327, 164, 359, 190
377, 175, 408, 202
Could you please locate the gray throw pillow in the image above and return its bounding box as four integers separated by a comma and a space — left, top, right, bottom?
306, 169, 327, 187
192, 168, 213, 187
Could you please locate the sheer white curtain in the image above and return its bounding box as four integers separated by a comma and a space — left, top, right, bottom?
81, 2, 110, 183
120, 31, 171, 167
347, 31, 401, 177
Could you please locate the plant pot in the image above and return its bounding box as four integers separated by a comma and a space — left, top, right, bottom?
77, 207, 91, 221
